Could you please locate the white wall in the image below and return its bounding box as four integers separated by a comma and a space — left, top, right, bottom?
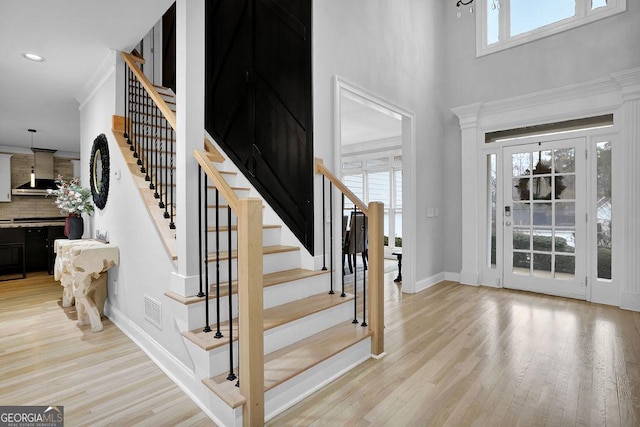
313, 0, 446, 287
78, 54, 193, 369
442, 2, 640, 273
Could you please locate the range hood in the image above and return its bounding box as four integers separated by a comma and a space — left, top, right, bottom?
12, 148, 58, 196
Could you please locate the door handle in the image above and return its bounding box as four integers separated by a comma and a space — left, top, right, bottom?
505, 221, 512, 227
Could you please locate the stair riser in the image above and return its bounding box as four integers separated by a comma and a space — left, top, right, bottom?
205, 227, 280, 252
265, 338, 372, 421
202, 304, 355, 378
187, 273, 330, 328
262, 274, 330, 310
206, 251, 300, 283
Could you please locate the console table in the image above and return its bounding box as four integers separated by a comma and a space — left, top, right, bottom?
54, 239, 119, 332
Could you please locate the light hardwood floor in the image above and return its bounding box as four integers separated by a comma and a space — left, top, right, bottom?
2, 271, 640, 426
269, 270, 640, 426
0, 272, 213, 427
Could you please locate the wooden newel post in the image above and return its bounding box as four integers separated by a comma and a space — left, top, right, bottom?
367, 201, 385, 356
237, 198, 264, 426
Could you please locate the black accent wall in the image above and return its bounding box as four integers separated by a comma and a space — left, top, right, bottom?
204, 0, 314, 253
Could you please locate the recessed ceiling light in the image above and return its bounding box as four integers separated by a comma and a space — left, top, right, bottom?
22, 52, 46, 62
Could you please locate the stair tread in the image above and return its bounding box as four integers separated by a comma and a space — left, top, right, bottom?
206, 244, 299, 262
182, 291, 354, 351
165, 268, 329, 305
206, 224, 280, 232
202, 322, 371, 405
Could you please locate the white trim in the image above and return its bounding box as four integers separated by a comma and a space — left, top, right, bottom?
104, 303, 226, 427
620, 292, 640, 312
77, 50, 117, 110
452, 67, 640, 311
476, 0, 627, 57
414, 272, 446, 293
444, 271, 461, 282
333, 76, 417, 293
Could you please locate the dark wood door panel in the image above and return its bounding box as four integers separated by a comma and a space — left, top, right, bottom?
205, 0, 313, 252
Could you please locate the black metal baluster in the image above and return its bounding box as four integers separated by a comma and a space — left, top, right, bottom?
341, 194, 346, 298
150, 104, 157, 192
203, 169, 211, 333
329, 182, 334, 294
160, 120, 167, 212
322, 176, 327, 271
138, 79, 143, 159
361, 215, 367, 328
197, 167, 205, 297
214, 189, 222, 339
169, 127, 175, 229
123, 66, 129, 141
352, 206, 358, 324
144, 93, 150, 180
133, 80, 140, 158
227, 206, 236, 381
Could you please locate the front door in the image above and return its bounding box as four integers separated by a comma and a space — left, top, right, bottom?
502, 138, 587, 299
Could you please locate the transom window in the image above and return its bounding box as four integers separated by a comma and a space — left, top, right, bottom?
478, 0, 626, 56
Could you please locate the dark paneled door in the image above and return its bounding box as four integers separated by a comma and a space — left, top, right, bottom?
205, 0, 314, 253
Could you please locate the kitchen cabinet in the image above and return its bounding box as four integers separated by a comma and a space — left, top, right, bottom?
47, 225, 66, 274
0, 154, 12, 202
25, 227, 48, 272
0, 228, 25, 279
0, 225, 67, 277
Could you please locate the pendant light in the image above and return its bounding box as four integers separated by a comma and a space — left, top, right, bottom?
28, 129, 36, 187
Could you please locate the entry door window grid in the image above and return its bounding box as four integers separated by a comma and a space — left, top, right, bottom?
483, 131, 613, 287
342, 154, 402, 248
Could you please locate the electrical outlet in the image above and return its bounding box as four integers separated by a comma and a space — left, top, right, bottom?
113, 280, 118, 296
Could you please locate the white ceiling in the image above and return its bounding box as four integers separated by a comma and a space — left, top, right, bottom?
0, 0, 173, 156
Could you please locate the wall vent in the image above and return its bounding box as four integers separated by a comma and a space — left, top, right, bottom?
144, 295, 162, 330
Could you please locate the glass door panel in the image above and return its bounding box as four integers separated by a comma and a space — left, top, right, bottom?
502, 138, 586, 299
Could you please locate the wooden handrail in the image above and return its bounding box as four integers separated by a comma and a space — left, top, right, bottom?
193, 150, 240, 212
315, 158, 368, 215
121, 52, 176, 130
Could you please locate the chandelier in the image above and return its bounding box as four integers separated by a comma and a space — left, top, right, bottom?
457, 0, 500, 18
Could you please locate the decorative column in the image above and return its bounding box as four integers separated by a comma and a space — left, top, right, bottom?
613, 69, 640, 311
451, 103, 483, 286
172, 0, 205, 295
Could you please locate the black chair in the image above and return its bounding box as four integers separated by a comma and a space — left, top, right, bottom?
345, 212, 368, 274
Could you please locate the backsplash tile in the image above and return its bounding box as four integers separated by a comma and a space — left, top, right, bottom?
0, 154, 75, 220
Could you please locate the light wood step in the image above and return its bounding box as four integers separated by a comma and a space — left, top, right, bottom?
165, 268, 329, 305
206, 245, 298, 263
206, 224, 279, 233
202, 321, 371, 408
182, 291, 354, 351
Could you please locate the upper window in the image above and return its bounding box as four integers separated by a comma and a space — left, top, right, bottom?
478, 0, 626, 56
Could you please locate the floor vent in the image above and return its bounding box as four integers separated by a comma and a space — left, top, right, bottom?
144, 295, 162, 330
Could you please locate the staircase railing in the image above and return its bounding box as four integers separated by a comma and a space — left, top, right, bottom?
315, 158, 385, 356
122, 52, 176, 230
194, 149, 265, 425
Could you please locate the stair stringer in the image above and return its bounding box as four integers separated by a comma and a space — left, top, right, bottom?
204, 132, 318, 270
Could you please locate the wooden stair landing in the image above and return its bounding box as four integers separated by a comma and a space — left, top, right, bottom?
202, 321, 372, 408
182, 291, 355, 351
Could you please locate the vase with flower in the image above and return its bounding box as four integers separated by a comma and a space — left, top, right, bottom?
47, 175, 95, 239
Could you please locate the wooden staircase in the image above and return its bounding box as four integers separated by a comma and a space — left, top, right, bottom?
117, 50, 384, 426
168, 147, 375, 424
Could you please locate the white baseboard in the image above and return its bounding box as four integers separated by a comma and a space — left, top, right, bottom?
414, 272, 445, 293
444, 272, 460, 282
105, 303, 225, 426
620, 291, 640, 312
